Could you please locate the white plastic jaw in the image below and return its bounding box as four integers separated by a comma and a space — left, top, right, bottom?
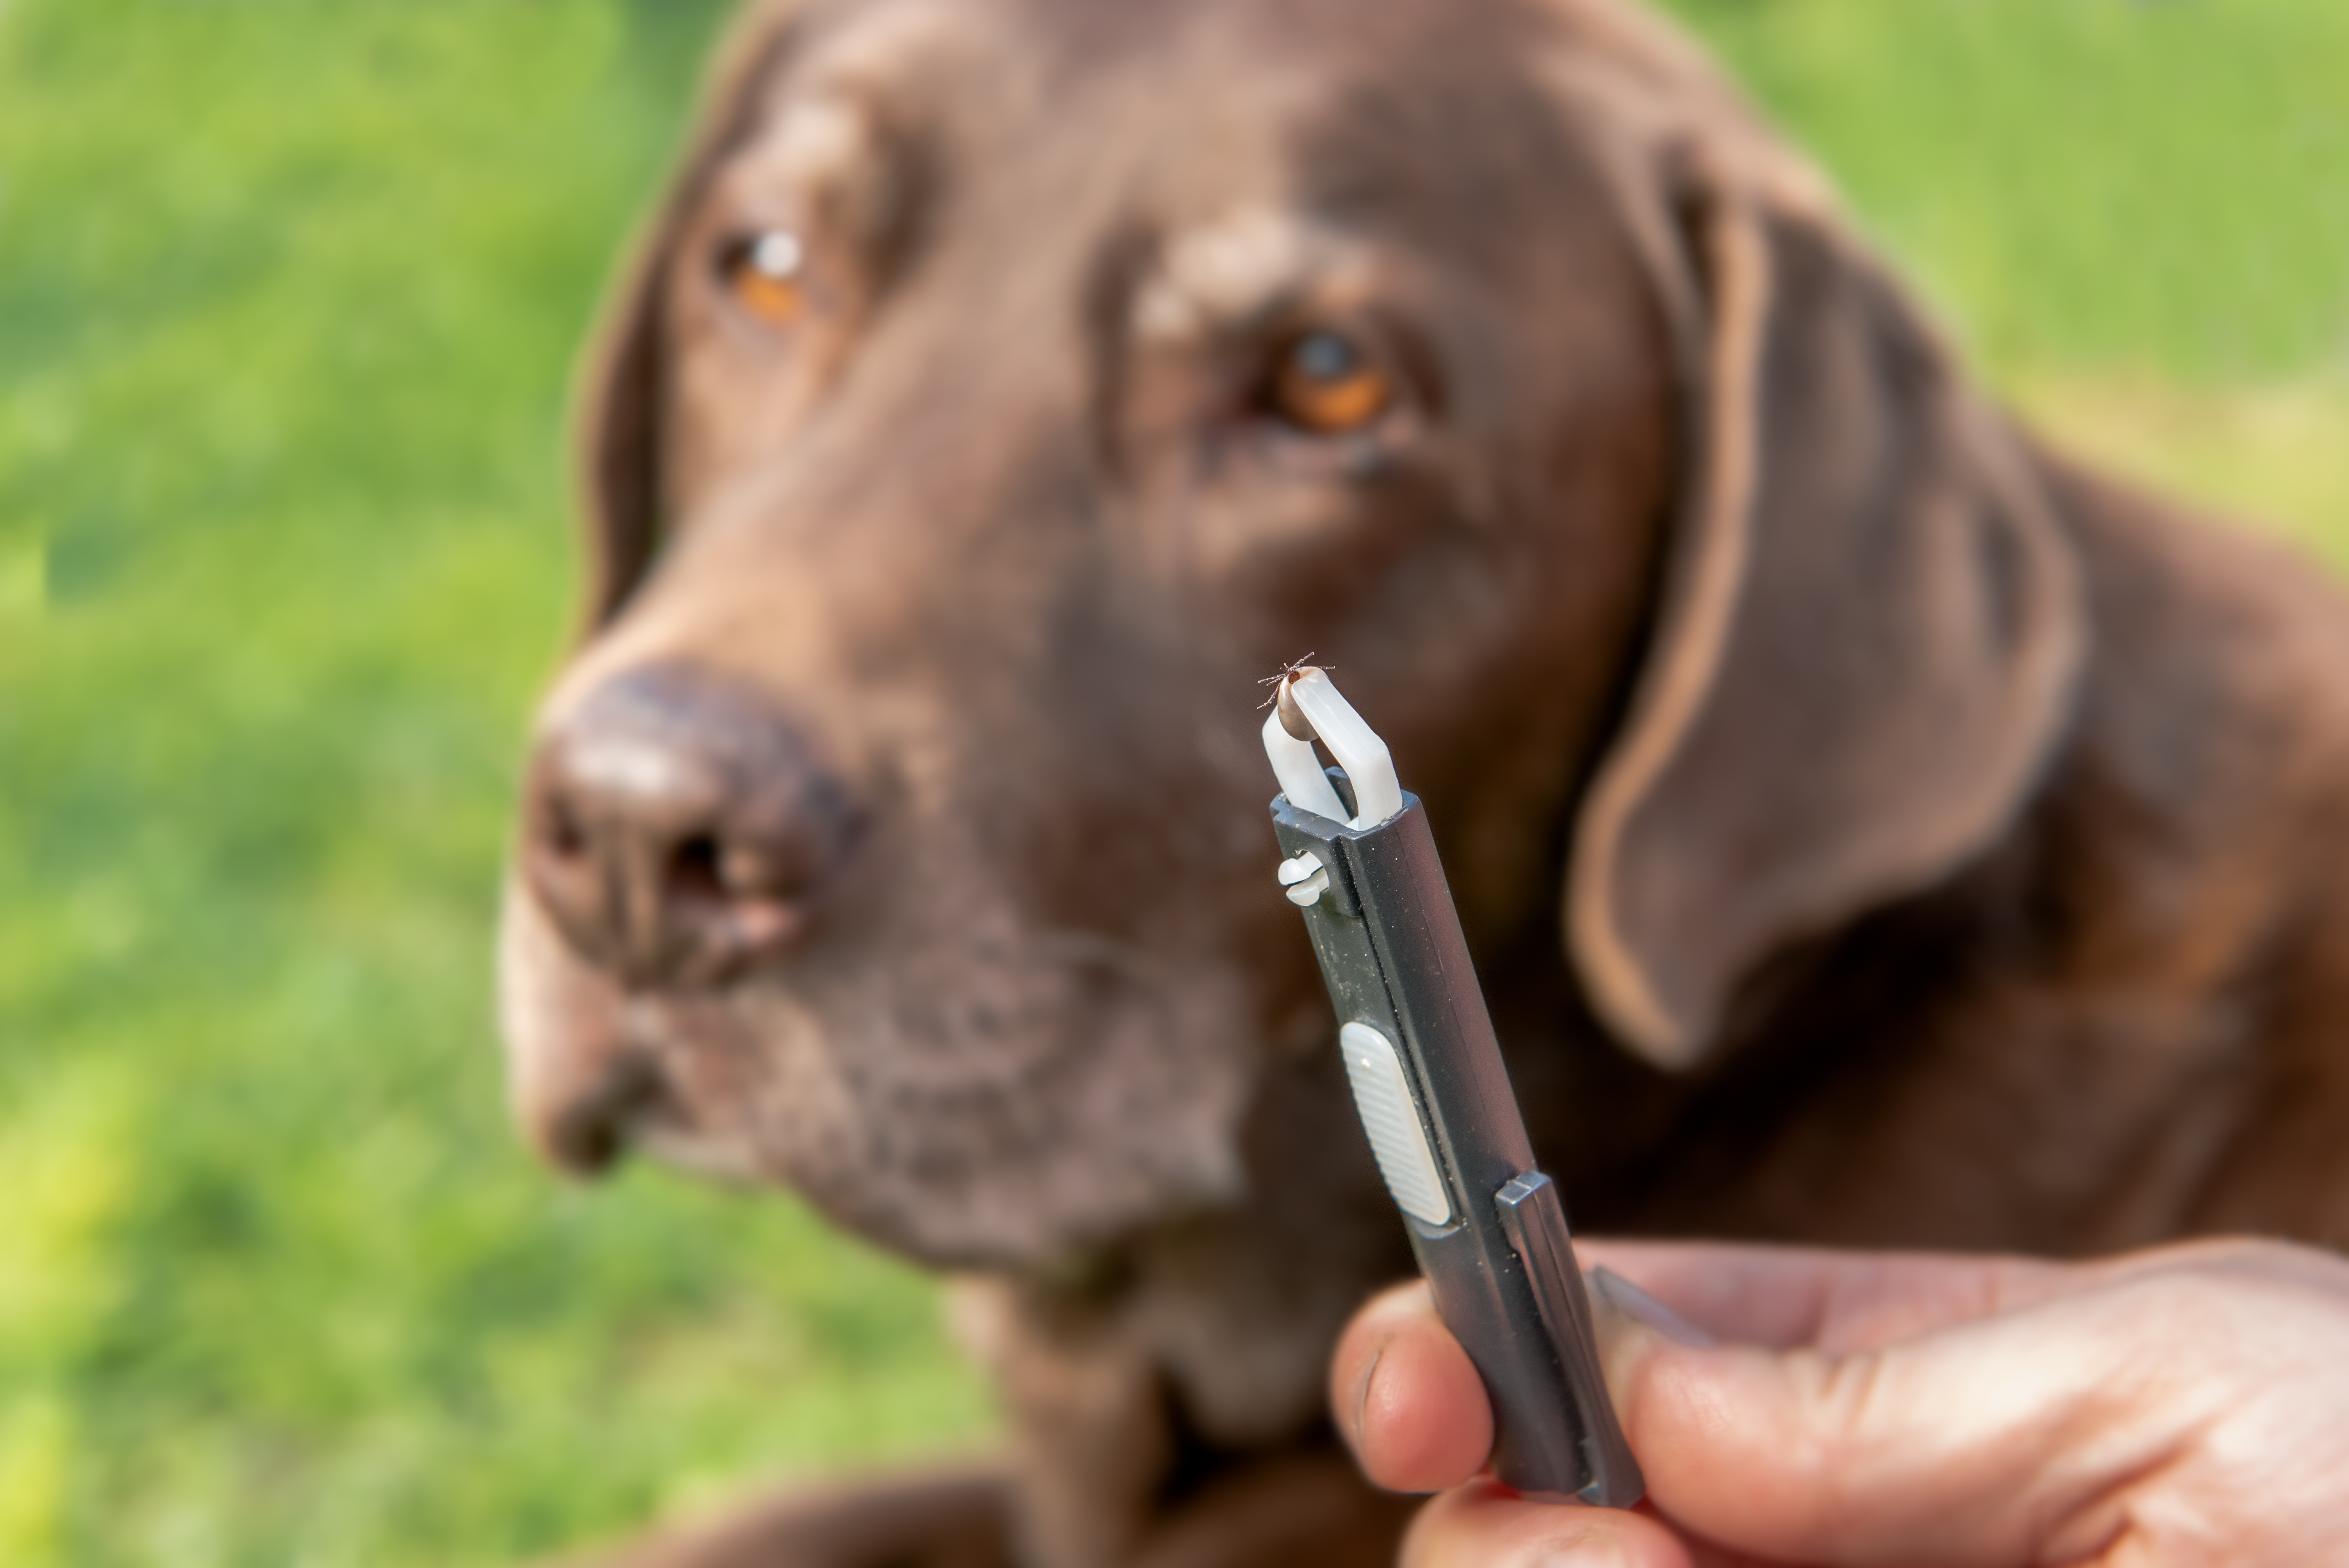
1262, 709, 1351, 823
1259, 667, 1404, 831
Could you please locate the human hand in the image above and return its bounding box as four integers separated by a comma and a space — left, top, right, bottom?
1330, 1237, 2349, 1566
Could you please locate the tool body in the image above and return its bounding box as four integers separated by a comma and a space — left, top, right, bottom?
1264, 669, 1641, 1506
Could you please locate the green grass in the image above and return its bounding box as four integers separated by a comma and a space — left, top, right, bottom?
0, 0, 2344, 1563
0, 4, 989, 1565
1664, 0, 2349, 381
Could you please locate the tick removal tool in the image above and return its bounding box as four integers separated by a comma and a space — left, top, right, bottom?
1264, 665, 1643, 1507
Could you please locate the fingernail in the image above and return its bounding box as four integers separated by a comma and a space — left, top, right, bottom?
1525, 1532, 1631, 1567
1590, 1267, 1715, 1347
1348, 1339, 1387, 1447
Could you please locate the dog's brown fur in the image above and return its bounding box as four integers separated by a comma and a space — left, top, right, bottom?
500, 0, 2349, 1563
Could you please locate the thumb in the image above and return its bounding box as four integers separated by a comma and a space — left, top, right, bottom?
1590, 1267, 2210, 1566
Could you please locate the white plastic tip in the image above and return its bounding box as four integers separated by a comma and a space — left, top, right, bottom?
1260, 668, 1403, 830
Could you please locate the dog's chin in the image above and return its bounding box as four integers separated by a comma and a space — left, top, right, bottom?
500, 886, 1262, 1272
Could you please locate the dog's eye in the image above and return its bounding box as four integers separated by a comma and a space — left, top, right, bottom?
1267, 331, 1393, 435
721, 229, 809, 327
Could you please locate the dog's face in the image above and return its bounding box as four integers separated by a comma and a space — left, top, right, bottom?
501, 0, 1677, 1268
501, 0, 2082, 1279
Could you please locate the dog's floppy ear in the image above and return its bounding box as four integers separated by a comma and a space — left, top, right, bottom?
1562, 126, 2085, 1070
572, 0, 810, 632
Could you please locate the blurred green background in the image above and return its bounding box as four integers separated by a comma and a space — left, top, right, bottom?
1, 0, 2343, 1563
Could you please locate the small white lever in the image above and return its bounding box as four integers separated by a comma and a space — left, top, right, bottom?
1277, 851, 1330, 906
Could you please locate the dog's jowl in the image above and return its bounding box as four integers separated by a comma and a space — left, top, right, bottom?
499, 1, 2349, 1563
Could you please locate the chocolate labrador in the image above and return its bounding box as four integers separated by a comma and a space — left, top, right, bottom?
497, 0, 2349, 1562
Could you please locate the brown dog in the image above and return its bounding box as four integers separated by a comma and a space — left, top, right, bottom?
498, 0, 2349, 1563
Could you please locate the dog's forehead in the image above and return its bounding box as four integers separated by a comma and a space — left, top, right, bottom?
785, 0, 1504, 85
762, 0, 1574, 220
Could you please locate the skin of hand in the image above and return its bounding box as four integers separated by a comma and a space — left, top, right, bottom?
1329, 1237, 2349, 1567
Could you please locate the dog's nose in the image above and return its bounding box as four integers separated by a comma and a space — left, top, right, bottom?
522, 666, 859, 988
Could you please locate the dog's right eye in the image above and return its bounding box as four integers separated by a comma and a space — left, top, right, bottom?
1265, 331, 1394, 437
719, 229, 810, 328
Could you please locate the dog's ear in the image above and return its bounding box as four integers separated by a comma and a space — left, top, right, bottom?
1563, 137, 2085, 1071
572, 0, 809, 632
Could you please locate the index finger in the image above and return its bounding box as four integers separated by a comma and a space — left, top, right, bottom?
1577, 1239, 2071, 1353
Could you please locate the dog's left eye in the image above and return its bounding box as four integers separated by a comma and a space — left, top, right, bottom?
1266, 331, 1394, 436
720, 229, 809, 327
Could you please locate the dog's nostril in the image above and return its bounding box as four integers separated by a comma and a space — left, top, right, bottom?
669, 834, 726, 902
541, 799, 589, 861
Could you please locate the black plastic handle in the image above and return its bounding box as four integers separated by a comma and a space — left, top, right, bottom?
1273, 787, 1642, 1506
